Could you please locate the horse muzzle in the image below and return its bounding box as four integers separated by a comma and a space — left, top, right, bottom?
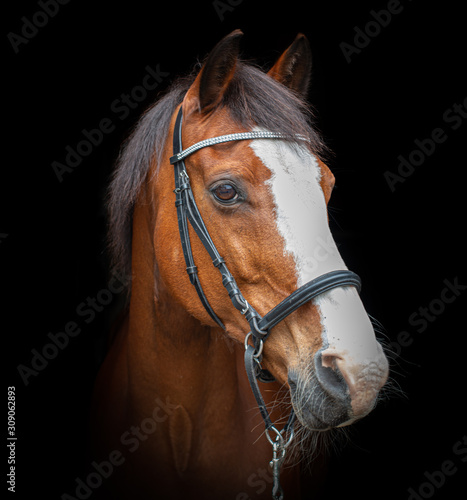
288, 344, 389, 430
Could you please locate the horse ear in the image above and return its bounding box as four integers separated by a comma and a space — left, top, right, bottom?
267, 33, 312, 98
184, 30, 243, 114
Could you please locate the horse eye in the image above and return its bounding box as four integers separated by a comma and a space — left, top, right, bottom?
213, 183, 238, 203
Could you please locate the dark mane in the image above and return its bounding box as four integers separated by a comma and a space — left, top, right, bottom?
107, 61, 327, 288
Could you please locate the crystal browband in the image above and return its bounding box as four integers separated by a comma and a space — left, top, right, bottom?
169, 130, 307, 164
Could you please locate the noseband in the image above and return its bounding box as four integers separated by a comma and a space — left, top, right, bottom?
170, 107, 361, 499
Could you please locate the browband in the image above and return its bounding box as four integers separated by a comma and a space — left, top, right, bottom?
170, 130, 297, 165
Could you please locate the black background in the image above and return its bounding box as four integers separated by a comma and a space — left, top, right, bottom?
4, 0, 466, 499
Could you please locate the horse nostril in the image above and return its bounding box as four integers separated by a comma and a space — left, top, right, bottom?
314, 351, 349, 401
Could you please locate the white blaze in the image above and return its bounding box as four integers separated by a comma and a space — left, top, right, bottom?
249, 135, 379, 364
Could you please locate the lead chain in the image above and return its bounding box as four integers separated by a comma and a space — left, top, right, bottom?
271, 437, 286, 500
264, 423, 295, 500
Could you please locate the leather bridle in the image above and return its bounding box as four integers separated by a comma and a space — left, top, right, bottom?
170, 106, 361, 499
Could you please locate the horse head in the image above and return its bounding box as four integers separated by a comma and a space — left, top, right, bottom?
153, 30, 389, 432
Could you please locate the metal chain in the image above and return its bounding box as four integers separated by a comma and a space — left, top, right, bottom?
265, 425, 295, 500
245, 338, 296, 500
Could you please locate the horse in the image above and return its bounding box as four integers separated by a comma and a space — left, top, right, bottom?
90, 30, 389, 500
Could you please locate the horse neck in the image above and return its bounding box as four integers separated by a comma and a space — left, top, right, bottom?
107, 179, 302, 497
125, 187, 249, 429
